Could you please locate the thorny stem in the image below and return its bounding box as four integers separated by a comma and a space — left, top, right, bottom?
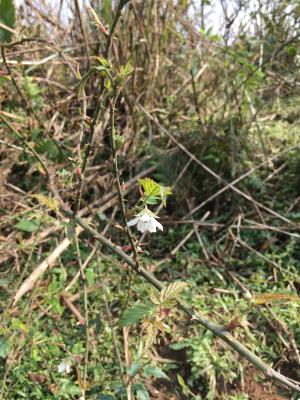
109, 97, 140, 269
75, 236, 89, 394
104, 0, 131, 59
73, 0, 131, 215
103, 291, 125, 377
61, 208, 300, 395
74, 0, 90, 69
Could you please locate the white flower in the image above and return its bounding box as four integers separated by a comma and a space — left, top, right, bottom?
128, 208, 163, 233
57, 361, 71, 374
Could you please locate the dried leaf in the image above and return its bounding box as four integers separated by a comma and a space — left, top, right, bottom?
225, 315, 247, 332
28, 372, 46, 384
33, 194, 59, 212
253, 293, 300, 306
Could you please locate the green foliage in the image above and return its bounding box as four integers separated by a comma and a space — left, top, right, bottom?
143, 365, 169, 380
0, 336, 9, 358
120, 303, 152, 327
2, 1, 300, 399
138, 178, 172, 206
133, 383, 150, 400
150, 281, 190, 308
0, 0, 15, 42
15, 219, 40, 232
21, 77, 44, 109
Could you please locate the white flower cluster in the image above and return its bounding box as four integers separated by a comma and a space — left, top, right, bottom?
128, 208, 163, 234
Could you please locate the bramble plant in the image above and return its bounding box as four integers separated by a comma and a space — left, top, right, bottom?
2, 1, 300, 399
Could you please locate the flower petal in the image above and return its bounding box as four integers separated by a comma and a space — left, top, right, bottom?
65, 364, 71, 374
137, 218, 150, 233
154, 219, 163, 231
147, 217, 157, 232
140, 214, 151, 222
127, 217, 139, 227
58, 362, 67, 373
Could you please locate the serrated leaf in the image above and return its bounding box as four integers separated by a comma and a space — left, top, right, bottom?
142, 320, 162, 351
138, 178, 172, 206
161, 299, 176, 308
15, 219, 39, 233
144, 196, 159, 205
253, 293, 300, 306
33, 194, 59, 212
138, 178, 160, 197
160, 282, 189, 304
120, 304, 152, 327
149, 289, 161, 305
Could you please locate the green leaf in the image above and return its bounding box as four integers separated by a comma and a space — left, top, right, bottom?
15, 219, 39, 233
138, 178, 172, 206
149, 289, 161, 305
177, 374, 192, 396
128, 361, 142, 377
143, 365, 169, 380
0, 0, 15, 42
77, 66, 108, 98
138, 178, 160, 197
95, 57, 111, 68
0, 336, 9, 359
86, 268, 95, 286
119, 62, 133, 78
97, 395, 116, 400
160, 281, 190, 305
133, 383, 150, 400
57, 380, 81, 396
120, 304, 152, 327
144, 196, 159, 205
0, 278, 9, 287
104, 78, 112, 91
113, 133, 125, 150
11, 318, 27, 332
160, 185, 172, 207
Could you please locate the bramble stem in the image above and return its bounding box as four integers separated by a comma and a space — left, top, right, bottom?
62, 208, 300, 395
